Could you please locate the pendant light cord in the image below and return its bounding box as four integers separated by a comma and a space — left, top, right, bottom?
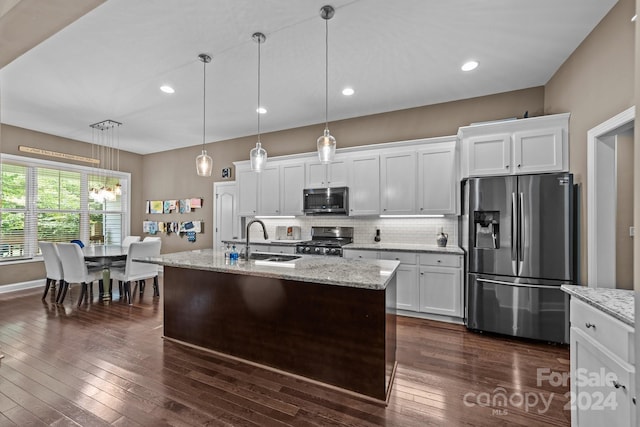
202, 58, 206, 150
257, 37, 261, 143
324, 17, 329, 131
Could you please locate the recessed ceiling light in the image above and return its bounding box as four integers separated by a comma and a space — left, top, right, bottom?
256, 107, 267, 114
461, 61, 479, 72
160, 85, 175, 94
342, 87, 355, 96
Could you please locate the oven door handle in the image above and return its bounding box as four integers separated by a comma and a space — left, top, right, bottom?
476, 278, 564, 290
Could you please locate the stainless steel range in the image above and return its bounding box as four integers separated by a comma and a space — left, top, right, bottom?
296, 226, 353, 256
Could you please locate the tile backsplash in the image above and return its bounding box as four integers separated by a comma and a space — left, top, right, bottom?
246, 216, 458, 246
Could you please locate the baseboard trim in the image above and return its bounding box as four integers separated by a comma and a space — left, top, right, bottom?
0, 279, 45, 294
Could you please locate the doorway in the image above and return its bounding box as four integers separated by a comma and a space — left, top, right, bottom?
587, 106, 635, 289
213, 182, 238, 250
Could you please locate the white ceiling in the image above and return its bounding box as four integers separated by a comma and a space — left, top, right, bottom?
0, 0, 618, 155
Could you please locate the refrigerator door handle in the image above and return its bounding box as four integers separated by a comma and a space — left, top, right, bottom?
519, 192, 524, 276
477, 278, 563, 290
511, 192, 517, 275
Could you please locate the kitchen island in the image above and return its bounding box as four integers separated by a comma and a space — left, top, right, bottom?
139, 249, 399, 402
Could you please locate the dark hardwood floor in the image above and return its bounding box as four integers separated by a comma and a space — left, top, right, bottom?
0, 278, 571, 426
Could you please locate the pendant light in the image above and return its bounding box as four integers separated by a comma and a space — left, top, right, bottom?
195, 53, 213, 177
317, 5, 336, 164
250, 32, 268, 172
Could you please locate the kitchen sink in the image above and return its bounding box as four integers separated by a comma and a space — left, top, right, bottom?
249, 253, 300, 262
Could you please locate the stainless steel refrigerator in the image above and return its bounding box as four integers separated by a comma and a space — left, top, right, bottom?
464, 173, 574, 344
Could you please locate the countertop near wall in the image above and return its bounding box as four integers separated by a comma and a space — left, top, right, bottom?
561, 284, 634, 327
224, 239, 464, 255
345, 243, 464, 255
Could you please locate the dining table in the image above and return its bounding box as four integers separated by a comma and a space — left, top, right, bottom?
82, 244, 127, 301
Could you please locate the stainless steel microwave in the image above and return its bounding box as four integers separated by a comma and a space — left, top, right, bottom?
303, 187, 349, 215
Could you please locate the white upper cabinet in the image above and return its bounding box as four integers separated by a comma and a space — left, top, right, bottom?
348, 154, 380, 216
513, 127, 564, 174
380, 151, 417, 215
305, 160, 348, 188
237, 166, 280, 216
237, 168, 259, 216
466, 133, 512, 176
417, 141, 458, 215
258, 167, 280, 215
459, 113, 569, 177
280, 163, 305, 216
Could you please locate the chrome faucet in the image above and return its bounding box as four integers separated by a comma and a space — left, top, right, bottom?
245, 219, 269, 260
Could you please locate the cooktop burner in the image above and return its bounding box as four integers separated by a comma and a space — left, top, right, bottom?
296, 226, 354, 256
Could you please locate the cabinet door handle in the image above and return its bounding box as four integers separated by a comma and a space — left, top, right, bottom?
506, 165, 510, 169
613, 381, 626, 391
437, 259, 442, 263
420, 272, 424, 275
633, 397, 636, 405
585, 322, 596, 329
517, 164, 521, 168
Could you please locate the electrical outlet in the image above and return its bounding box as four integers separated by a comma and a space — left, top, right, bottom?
630, 226, 635, 237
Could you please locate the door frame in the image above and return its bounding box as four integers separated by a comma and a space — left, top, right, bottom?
587, 106, 635, 288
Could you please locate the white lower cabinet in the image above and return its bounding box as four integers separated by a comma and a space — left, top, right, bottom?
569, 298, 636, 427
344, 249, 463, 320
378, 251, 418, 312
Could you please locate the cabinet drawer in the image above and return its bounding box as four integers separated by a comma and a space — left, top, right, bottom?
419, 253, 461, 268
570, 298, 634, 364
378, 251, 417, 265
343, 249, 378, 260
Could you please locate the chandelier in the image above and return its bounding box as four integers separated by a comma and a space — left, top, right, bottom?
89, 119, 122, 203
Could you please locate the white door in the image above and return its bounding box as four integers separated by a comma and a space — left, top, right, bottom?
380, 151, 416, 215
513, 127, 564, 174
467, 133, 512, 176
348, 155, 380, 216
417, 145, 456, 214
214, 182, 238, 249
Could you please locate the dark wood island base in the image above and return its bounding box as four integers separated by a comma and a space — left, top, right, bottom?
163, 266, 397, 403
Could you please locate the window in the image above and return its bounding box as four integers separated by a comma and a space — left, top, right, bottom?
0, 154, 130, 261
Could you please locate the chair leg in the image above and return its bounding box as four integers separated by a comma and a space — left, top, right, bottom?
57, 281, 69, 304
42, 278, 52, 299
118, 281, 123, 299
124, 281, 132, 305
153, 276, 159, 297
77, 283, 87, 306
89, 281, 94, 301
139, 279, 146, 296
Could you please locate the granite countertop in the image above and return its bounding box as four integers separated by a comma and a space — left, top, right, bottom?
344, 242, 464, 255
561, 284, 634, 327
137, 249, 399, 290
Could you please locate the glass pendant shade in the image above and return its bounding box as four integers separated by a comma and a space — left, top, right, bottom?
317, 128, 336, 164
196, 149, 213, 176
250, 141, 268, 172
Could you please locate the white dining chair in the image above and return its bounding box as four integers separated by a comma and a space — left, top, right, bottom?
39, 241, 63, 300
143, 236, 161, 242
56, 243, 103, 306
111, 240, 161, 304
122, 235, 141, 247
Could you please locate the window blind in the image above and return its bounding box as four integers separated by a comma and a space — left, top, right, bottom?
0, 155, 130, 261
